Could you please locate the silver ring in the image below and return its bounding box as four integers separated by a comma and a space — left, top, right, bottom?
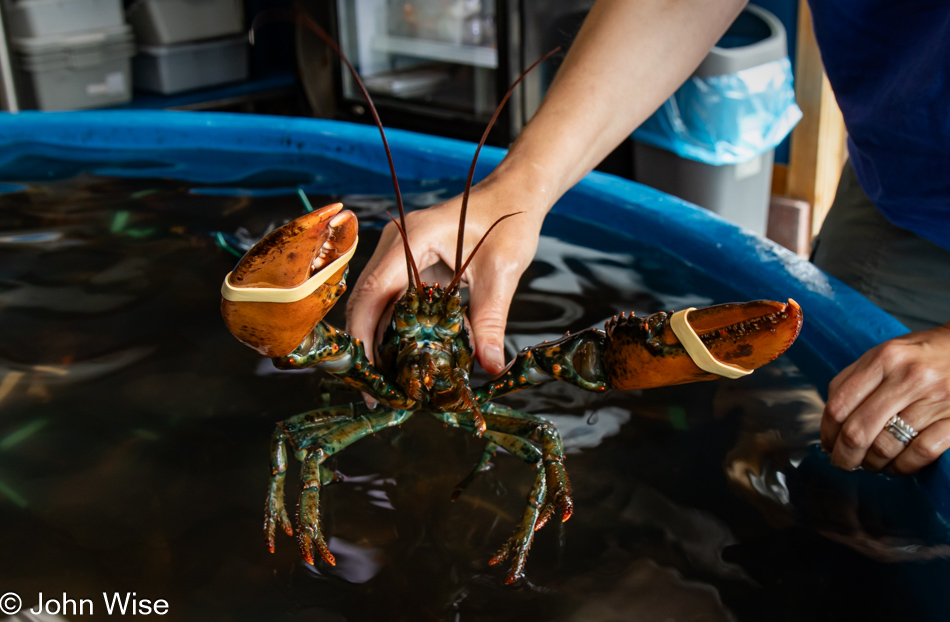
885, 414, 919, 445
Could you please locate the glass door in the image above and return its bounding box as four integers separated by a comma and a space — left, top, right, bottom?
336, 0, 498, 122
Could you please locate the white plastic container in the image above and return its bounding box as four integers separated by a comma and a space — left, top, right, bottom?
126, 0, 244, 45
3, 0, 125, 38
133, 35, 248, 94
11, 24, 134, 110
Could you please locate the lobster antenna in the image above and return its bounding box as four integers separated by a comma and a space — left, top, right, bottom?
453, 47, 561, 279
250, 10, 422, 291
385, 212, 423, 289
445, 212, 522, 293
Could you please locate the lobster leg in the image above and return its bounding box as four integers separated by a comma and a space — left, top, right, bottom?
492, 457, 547, 584
265, 404, 367, 553
482, 403, 573, 528
266, 402, 414, 565
436, 403, 573, 584
298, 448, 334, 565
451, 439, 498, 501
265, 424, 293, 553
275, 322, 415, 410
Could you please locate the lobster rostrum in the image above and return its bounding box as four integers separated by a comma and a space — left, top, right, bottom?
221, 13, 804, 584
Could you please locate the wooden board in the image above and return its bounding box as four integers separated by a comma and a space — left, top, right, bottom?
785, 0, 847, 236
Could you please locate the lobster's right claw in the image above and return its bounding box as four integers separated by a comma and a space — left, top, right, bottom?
603, 299, 803, 390
221, 203, 359, 357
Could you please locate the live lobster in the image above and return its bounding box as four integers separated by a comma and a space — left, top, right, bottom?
220, 13, 803, 584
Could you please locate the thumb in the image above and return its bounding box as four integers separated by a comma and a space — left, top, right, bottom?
468, 269, 521, 375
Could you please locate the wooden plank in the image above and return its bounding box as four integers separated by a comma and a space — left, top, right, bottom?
771, 163, 788, 196
786, 0, 847, 236
767, 195, 811, 256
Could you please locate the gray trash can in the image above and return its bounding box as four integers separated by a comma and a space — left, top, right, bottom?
632, 5, 799, 235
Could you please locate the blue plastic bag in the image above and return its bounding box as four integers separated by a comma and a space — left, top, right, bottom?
632, 57, 802, 166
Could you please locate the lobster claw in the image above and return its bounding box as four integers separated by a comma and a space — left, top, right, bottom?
603, 299, 803, 390
221, 203, 359, 357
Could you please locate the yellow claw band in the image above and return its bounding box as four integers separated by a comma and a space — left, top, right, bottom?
221, 236, 359, 303
669, 307, 753, 379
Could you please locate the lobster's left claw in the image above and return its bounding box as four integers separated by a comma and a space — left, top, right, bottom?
221, 204, 359, 357
604, 299, 803, 391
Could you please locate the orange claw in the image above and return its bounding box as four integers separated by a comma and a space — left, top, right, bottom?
221, 203, 359, 357
603, 299, 803, 391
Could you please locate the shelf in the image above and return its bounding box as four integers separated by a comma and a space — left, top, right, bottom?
372, 35, 497, 69
108, 71, 298, 111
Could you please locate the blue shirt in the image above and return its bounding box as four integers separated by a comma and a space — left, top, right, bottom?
807, 0, 950, 250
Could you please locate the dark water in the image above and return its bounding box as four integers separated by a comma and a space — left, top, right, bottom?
0, 174, 949, 622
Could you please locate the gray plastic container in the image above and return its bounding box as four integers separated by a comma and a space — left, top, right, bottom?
126, 0, 244, 45
632, 4, 787, 235
11, 24, 134, 110
3, 0, 124, 38
133, 35, 248, 94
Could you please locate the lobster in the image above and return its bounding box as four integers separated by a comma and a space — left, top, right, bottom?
220, 13, 804, 584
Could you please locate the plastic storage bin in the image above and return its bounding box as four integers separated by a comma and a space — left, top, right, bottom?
632, 5, 800, 236
126, 0, 244, 45
132, 36, 248, 94
11, 24, 134, 110
2, 0, 124, 38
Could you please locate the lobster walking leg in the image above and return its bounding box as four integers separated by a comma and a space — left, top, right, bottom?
265, 403, 369, 552
482, 403, 573, 526
265, 424, 293, 552
298, 448, 334, 565
266, 403, 414, 565
451, 439, 498, 501
477, 430, 553, 584
436, 403, 573, 583
492, 459, 546, 584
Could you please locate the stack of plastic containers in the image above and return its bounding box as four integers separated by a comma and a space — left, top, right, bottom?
127, 0, 247, 94
4, 0, 134, 109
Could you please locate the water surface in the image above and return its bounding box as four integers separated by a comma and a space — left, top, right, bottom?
0, 172, 948, 622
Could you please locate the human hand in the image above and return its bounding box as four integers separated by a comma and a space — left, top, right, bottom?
345, 173, 548, 375
820, 322, 950, 474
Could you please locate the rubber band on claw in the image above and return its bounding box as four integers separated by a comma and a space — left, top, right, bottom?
221, 237, 359, 303
669, 307, 753, 379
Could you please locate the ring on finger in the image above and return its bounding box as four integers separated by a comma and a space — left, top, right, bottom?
884, 414, 919, 445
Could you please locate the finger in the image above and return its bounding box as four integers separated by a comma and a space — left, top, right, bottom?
862, 403, 930, 472
889, 418, 950, 475
829, 372, 916, 470
820, 357, 877, 452
467, 262, 524, 374
345, 226, 413, 361
862, 420, 909, 472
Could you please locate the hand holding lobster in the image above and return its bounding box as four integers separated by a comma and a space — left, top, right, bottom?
347, 170, 548, 375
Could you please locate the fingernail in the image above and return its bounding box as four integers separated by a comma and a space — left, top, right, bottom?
362, 392, 378, 410
483, 345, 504, 373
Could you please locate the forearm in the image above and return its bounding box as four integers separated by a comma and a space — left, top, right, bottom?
491, 0, 748, 211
